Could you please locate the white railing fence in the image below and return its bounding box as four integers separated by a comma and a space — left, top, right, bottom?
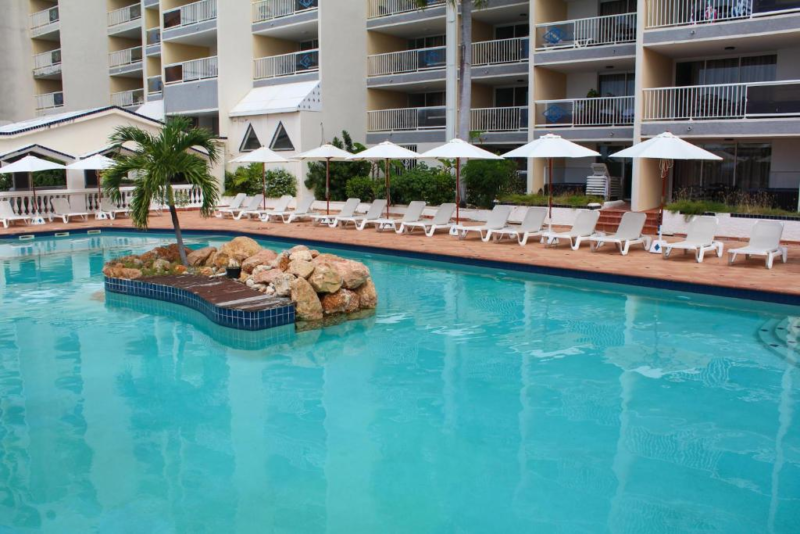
30, 6, 59, 31
367, 0, 445, 19
367, 106, 446, 132
108, 47, 143, 68
164, 0, 217, 28
166, 56, 219, 84
472, 37, 529, 66
534, 96, 635, 127
253, 0, 319, 23
470, 107, 529, 132
646, 0, 757, 28
35, 92, 64, 111
147, 28, 161, 46
536, 13, 637, 50
108, 3, 142, 27
33, 49, 62, 74
148, 75, 163, 95
111, 88, 145, 108
367, 46, 445, 76
254, 49, 319, 79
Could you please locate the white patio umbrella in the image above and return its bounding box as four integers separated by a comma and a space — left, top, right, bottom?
0, 155, 66, 224
67, 154, 116, 204
419, 138, 502, 224
611, 132, 722, 253
503, 134, 600, 231
294, 143, 352, 216
231, 146, 289, 210
346, 141, 419, 218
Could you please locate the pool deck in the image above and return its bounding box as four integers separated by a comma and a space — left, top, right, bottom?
138, 274, 290, 312
3, 210, 800, 301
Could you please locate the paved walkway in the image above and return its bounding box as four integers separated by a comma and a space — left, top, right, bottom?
2, 210, 799, 299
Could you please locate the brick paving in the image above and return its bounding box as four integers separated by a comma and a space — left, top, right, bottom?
2, 210, 799, 298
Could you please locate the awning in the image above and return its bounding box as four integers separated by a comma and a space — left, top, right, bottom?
229, 81, 322, 118
135, 100, 165, 122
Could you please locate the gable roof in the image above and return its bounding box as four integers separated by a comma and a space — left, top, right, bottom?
0, 106, 163, 137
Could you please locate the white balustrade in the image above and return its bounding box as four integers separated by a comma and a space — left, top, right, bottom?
108, 3, 142, 27
30, 6, 59, 35
148, 75, 163, 95
35, 91, 64, 112
109, 46, 143, 68
111, 88, 145, 108
164, 0, 217, 28
367, 106, 446, 132
646, 0, 756, 28
472, 37, 529, 66
367, 0, 445, 19
166, 57, 219, 84
470, 107, 529, 132
367, 46, 445, 76
535, 13, 637, 50
253, 0, 318, 23
254, 49, 319, 79
33, 49, 61, 76
534, 96, 635, 127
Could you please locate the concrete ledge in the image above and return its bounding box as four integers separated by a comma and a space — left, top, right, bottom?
109, 62, 143, 77
162, 20, 217, 42
641, 119, 800, 138
252, 9, 318, 34
644, 13, 800, 46
254, 71, 319, 88
366, 130, 446, 144
534, 127, 634, 141
534, 44, 636, 66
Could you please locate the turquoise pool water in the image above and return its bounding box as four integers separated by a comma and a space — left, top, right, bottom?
0, 232, 798, 533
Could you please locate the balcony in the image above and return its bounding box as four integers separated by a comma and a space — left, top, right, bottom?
367, 46, 445, 77
471, 106, 529, 132
30, 6, 60, 38
35, 91, 64, 115
148, 75, 164, 97
367, 0, 445, 19
111, 88, 145, 108
108, 4, 142, 30
146, 28, 161, 56
164, 56, 219, 84
254, 49, 319, 81
645, 0, 800, 28
253, 0, 319, 23
534, 96, 635, 140
163, 0, 217, 30
109, 46, 143, 74
368, 106, 446, 132
33, 49, 62, 78
535, 13, 637, 51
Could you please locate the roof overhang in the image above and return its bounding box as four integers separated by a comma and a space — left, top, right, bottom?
0, 143, 76, 163
229, 81, 322, 118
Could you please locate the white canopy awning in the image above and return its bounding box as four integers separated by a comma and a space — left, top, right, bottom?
229, 81, 322, 118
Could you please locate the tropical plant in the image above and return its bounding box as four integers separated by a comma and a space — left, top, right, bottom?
462, 159, 520, 208
391, 163, 456, 206
345, 176, 380, 202
499, 193, 605, 208
224, 164, 297, 197
304, 131, 370, 201
104, 117, 220, 266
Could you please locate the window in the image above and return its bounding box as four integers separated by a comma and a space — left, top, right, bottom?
672, 142, 772, 193
269, 122, 295, 151
600, 0, 636, 15
495, 24, 529, 40
239, 124, 261, 152
300, 39, 319, 51
494, 87, 528, 107
598, 73, 635, 97
675, 55, 776, 86
408, 35, 445, 49
408, 92, 445, 107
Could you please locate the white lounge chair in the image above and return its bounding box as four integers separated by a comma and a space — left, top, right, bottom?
397, 203, 456, 237
450, 205, 513, 241
214, 193, 246, 217
242, 195, 292, 221
589, 212, 652, 256
663, 215, 723, 263
540, 210, 600, 250
728, 220, 787, 269
49, 198, 89, 223
310, 198, 360, 226
484, 207, 547, 245
232, 195, 264, 220
332, 199, 387, 229
363, 201, 426, 232
278, 196, 316, 224
0, 201, 31, 228
96, 199, 130, 220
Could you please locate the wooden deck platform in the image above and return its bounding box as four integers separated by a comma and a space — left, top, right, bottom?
141, 274, 290, 312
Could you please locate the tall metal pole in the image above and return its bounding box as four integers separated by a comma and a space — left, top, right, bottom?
455, 158, 461, 225
384, 158, 391, 218
261, 162, 267, 210
445, 0, 458, 142
325, 157, 331, 215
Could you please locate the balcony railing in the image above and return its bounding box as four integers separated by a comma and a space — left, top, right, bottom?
642, 80, 800, 120
368, 46, 445, 76
534, 96, 635, 127
471, 107, 529, 132
163, 0, 217, 29
108, 3, 142, 27
253, 0, 319, 23
164, 57, 219, 84
35, 91, 64, 113
147, 28, 161, 46
368, 0, 445, 19
148, 75, 163, 95
111, 88, 145, 108
473, 37, 529, 66
109, 46, 143, 68
254, 49, 319, 79
535, 13, 637, 50
30, 6, 59, 35
367, 106, 446, 132
33, 49, 62, 76
645, 0, 800, 29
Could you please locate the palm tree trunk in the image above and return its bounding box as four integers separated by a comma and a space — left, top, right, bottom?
457, 0, 473, 204
167, 186, 189, 266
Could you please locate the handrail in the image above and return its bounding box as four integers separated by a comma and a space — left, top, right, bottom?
163, 0, 217, 29
35, 91, 64, 111
33, 49, 62, 73
367, 46, 446, 76
164, 56, 219, 84
367, 0, 445, 19
535, 12, 637, 50
109, 46, 143, 68
30, 6, 59, 32
643, 0, 794, 29
108, 3, 142, 27
534, 96, 635, 127
253, 0, 319, 23
254, 49, 319, 79
111, 88, 145, 107
367, 106, 447, 132
470, 106, 529, 132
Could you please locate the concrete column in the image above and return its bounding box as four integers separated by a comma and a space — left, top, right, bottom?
446, 1, 458, 141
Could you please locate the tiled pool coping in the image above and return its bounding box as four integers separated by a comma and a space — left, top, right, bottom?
104, 276, 296, 331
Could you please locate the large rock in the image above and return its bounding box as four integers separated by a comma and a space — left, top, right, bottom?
290, 277, 323, 322
153, 244, 191, 263
152, 259, 171, 272
331, 260, 370, 290
212, 252, 231, 270
354, 278, 377, 309
103, 264, 142, 280
219, 237, 262, 262
289, 249, 313, 262
242, 249, 278, 274
288, 259, 315, 279
187, 246, 216, 267
253, 269, 284, 285
321, 289, 360, 315
272, 273, 294, 298
308, 263, 342, 294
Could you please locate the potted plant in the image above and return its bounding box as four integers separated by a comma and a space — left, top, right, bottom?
226, 259, 241, 279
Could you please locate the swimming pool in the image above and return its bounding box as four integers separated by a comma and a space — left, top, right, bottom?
1, 232, 798, 533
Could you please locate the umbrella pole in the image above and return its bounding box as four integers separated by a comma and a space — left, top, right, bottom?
262, 162, 267, 210
658, 159, 672, 244
455, 158, 461, 225
385, 158, 390, 219
30, 172, 38, 216
548, 157, 553, 231
326, 158, 331, 216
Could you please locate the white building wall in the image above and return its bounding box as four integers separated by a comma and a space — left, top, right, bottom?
60, 0, 111, 111
0, 2, 36, 122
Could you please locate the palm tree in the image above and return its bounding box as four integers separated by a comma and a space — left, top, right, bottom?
104, 117, 220, 266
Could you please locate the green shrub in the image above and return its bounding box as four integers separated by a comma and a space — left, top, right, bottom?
391, 163, 456, 206
304, 131, 371, 201
499, 193, 604, 207
462, 159, 519, 208
264, 168, 297, 198
345, 176, 380, 202
225, 164, 297, 197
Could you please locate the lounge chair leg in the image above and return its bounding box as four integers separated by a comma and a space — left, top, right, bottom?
621, 242, 630, 256
781, 247, 788, 263
728, 252, 736, 266
767, 254, 773, 269
663, 248, 671, 259
697, 248, 705, 263
571, 237, 581, 251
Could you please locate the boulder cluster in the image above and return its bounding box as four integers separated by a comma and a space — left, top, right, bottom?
103, 237, 378, 325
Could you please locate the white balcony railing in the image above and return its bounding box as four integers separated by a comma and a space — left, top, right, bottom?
111, 88, 145, 108
254, 49, 319, 79
646, 0, 767, 28
164, 56, 219, 84
471, 107, 529, 132
534, 96, 635, 127
535, 13, 637, 50
473, 37, 530, 66
163, 0, 217, 29
33, 49, 62, 76
253, 0, 319, 23
35, 91, 64, 113
108, 3, 142, 27
367, 106, 446, 132
30, 6, 59, 35
643, 80, 800, 120
148, 75, 163, 95
146, 28, 161, 47
109, 47, 143, 68
367, 46, 445, 76
367, 0, 445, 19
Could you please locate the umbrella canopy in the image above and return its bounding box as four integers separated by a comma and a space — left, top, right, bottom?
0, 155, 67, 216
611, 132, 722, 161
231, 147, 290, 210
347, 142, 420, 218
67, 154, 117, 204
295, 144, 353, 215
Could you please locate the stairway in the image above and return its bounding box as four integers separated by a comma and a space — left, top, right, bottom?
596, 206, 660, 235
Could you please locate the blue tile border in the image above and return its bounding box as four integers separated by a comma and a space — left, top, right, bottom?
104, 276, 296, 331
